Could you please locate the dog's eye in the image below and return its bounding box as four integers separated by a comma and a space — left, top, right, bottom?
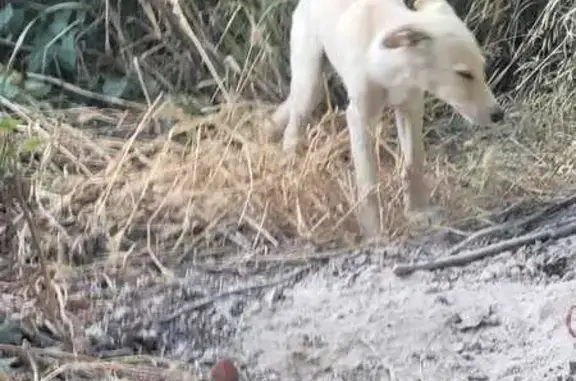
457, 71, 474, 80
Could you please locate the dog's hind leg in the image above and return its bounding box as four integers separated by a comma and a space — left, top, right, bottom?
271, 5, 324, 154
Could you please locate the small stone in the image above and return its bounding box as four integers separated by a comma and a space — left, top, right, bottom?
453, 342, 465, 353
468, 371, 488, 381
568, 361, 576, 375
447, 313, 463, 326
434, 295, 450, 305
354, 254, 368, 266
229, 300, 245, 317
542, 256, 567, 277
211, 359, 239, 381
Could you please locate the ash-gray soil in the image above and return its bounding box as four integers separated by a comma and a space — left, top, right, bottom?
87, 202, 576, 381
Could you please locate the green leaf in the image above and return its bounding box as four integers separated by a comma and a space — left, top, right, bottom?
24, 78, 52, 97
49, 9, 73, 35
28, 43, 58, 73
144, 76, 162, 99
0, 79, 20, 100
0, 117, 19, 133
0, 3, 14, 31
0, 357, 19, 374
32, 16, 59, 46
0, 321, 23, 345
23, 137, 42, 153
57, 31, 77, 71
102, 75, 130, 98
31, 30, 56, 49
5, 8, 26, 36
29, 31, 58, 73
75, 9, 88, 24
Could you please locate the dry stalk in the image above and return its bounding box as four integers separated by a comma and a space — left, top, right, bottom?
12, 172, 73, 348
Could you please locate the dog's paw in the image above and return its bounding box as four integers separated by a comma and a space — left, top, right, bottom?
281, 136, 304, 156
263, 120, 284, 144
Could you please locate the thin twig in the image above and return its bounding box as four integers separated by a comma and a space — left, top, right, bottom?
22, 340, 40, 381
13, 173, 69, 344
158, 0, 231, 104
393, 220, 576, 276
158, 266, 310, 324
26, 72, 146, 110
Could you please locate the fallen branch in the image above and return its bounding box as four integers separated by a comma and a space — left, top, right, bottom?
445, 193, 576, 256
393, 220, 576, 276
157, 266, 310, 324
26, 72, 146, 110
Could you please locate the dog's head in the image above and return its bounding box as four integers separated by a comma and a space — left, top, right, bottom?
369, 0, 504, 125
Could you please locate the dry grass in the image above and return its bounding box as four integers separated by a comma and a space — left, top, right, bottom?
0, 0, 575, 379
4, 88, 575, 263
77, 0, 573, 101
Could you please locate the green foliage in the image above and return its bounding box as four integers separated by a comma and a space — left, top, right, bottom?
0, 116, 19, 179
0, 2, 88, 75
0, 0, 573, 107
0, 116, 19, 133
0, 115, 43, 179
0, 76, 20, 100
101, 74, 135, 98
23, 78, 52, 97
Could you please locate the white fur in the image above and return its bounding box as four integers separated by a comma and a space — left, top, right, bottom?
270, 0, 504, 237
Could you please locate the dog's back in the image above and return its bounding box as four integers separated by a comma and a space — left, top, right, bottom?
295, 0, 411, 80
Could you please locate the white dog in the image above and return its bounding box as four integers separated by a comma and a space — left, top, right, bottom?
269, 0, 504, 237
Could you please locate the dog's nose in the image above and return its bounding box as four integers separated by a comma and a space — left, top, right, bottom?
490, 108, 504, 123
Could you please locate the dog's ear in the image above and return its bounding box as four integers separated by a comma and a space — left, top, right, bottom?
414, 0, 457, 16
381, 26, 432, 49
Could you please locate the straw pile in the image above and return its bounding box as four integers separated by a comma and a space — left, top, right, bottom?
0, 0, 574, 379
4, 91, 575, 265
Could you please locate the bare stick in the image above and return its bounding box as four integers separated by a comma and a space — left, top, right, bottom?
393, 220, 576, 276
157, 266, 309, 324
26, 72, 146, 110
445, 193, 576, 256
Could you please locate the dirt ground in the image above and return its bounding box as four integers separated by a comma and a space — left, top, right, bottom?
85, 201, 576, 381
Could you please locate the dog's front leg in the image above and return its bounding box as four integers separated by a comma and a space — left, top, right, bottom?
393, 90, 429, 214
346, 99, 380, 237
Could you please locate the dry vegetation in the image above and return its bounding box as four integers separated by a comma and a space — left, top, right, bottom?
0, 0, 575, 379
